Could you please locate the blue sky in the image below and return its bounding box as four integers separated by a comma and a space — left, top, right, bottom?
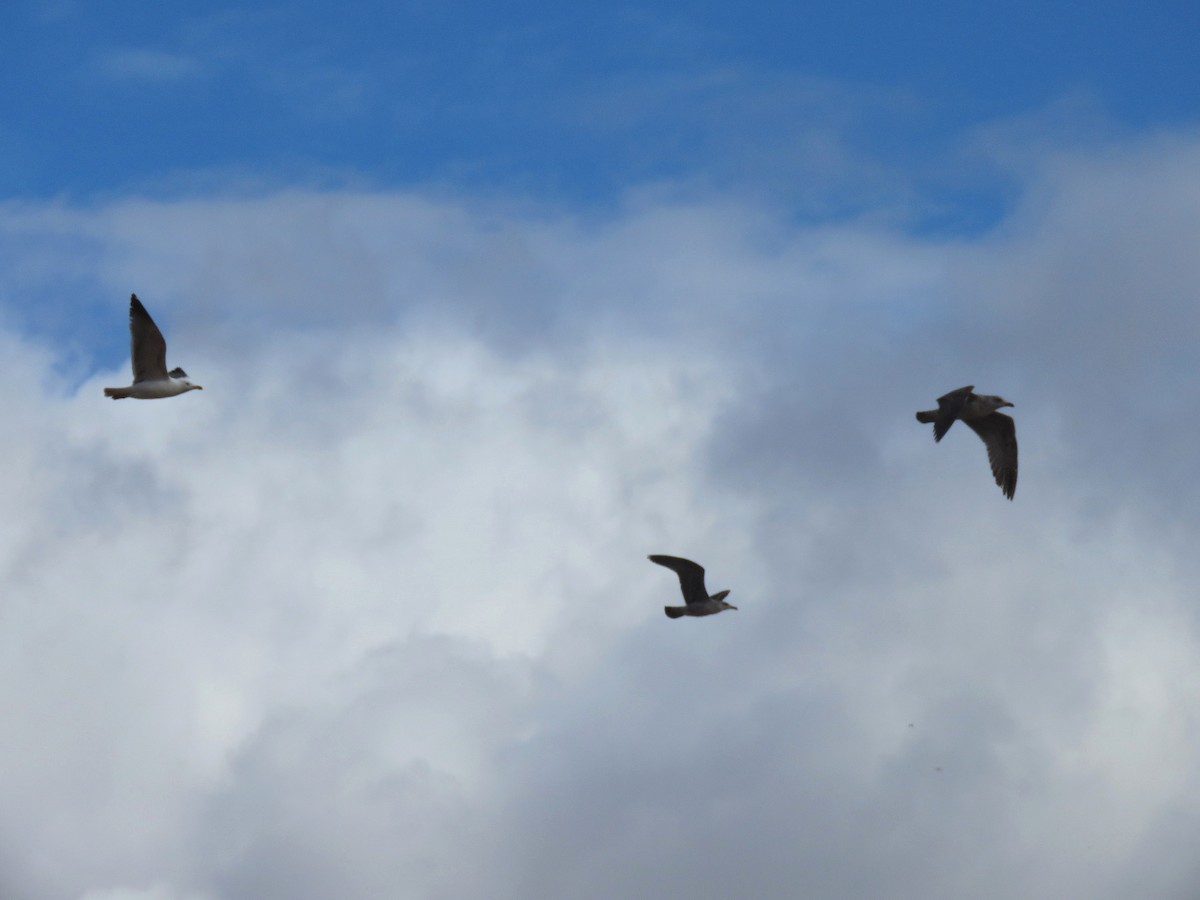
5, 4, 1200, 900
5, 0, 1199, 208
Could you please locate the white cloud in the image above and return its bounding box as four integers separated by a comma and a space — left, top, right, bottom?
79, 887, 211, 900
3, 129, 1200, 898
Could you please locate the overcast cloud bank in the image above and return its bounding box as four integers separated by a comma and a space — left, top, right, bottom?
2, 131, 1200, 899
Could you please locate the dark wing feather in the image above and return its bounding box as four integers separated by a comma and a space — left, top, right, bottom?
129, 294, 169, 383
931, 385, 974, 442
965, 412, 1018, 500
936, 385, 975, 405
648, 555, 709, 605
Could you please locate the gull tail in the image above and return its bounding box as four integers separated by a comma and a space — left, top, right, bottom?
664, 606, 686, 619
916, 409, 953, 441
104, 387, 133, 400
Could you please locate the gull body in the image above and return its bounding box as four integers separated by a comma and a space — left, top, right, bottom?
648, 555, 737, 619
104, 294, 203, 400
916, 385, 1017, 499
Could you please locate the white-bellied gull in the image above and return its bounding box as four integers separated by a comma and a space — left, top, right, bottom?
916, 385, 1017, 499
104, 294, 203, 399
649, 555, 737, 619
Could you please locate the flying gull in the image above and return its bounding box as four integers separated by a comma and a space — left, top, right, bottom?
104, 294, 203, 400
916, 385, 1017, 499
648, 555, 737, 619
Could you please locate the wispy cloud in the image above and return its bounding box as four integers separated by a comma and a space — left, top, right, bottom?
93, 48, 207, 83
259, 62, 373, 120
25, 0, 79, 25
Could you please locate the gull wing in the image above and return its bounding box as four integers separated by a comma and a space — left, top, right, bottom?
936, 385, 975, 405
965, 412, 1018, 500
129, 294, 169, 384
648, 555, 709, 605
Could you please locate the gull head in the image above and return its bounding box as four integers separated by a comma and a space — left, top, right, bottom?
984, 395, 1013, 411
711, 589, 737, 611
167, 368, 202, 393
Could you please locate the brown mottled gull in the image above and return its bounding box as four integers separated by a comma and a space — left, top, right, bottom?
916, 385, 1017, 500
648, 555, 737, 619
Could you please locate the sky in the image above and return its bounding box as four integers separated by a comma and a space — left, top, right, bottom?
3, 2, 1200, 899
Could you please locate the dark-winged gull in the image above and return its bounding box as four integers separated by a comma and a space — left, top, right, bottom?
104, 294, 203, 400
648, 555, 737, 619
916, 385, 1017, 499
